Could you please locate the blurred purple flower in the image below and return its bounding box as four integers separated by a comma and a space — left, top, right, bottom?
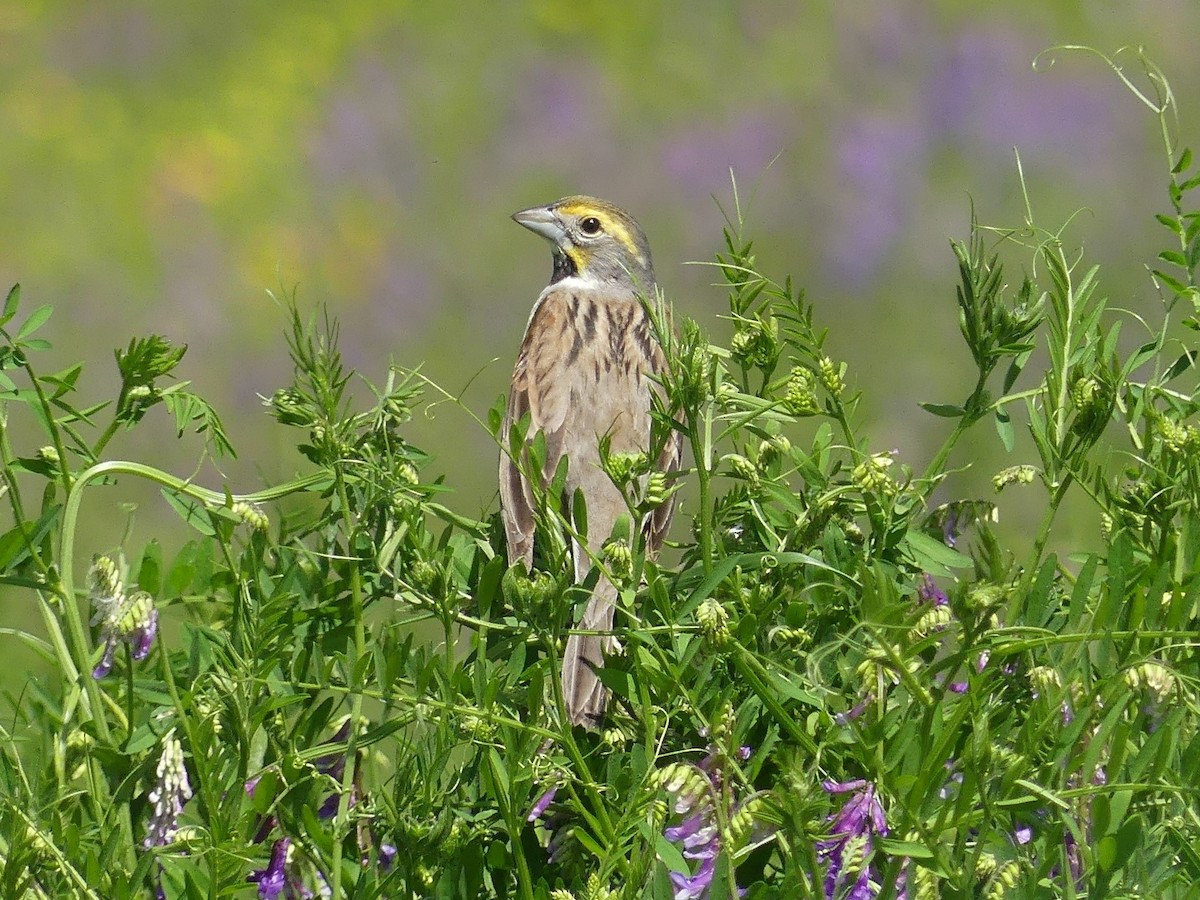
836, 694, 873, 726
378, 843, 397, 871
527, 787, 558, 823
917, 574, 947, 606
245, 773, 278, 844
938, 767, 964, 802
669, 857, 717, 900
659, 745, 755, 898
826, 113, 929, 289
928, 25, 1120, 174
314, 720, 356, 820
661, 113, 786, 194
88, 553, 159, 678
247, 837, 289, 900
315, 720, 352, 779
817, 779, 902, 899
526, 784, 572, 864
144, 734, 192, 849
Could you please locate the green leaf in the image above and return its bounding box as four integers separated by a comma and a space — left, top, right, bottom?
655, 833, 688, 873
1151, 269, 1187, 293
1111, 814, 1144, 871
485, 747, 510, 805
1155, 212, 1183, 235
137, 540, 164, 596
918, 402, 965, 418
761, 663, 821, 705
876, 838, 935, 859
903, 529, 973, 572
15, 304, 53, 341
1173, 146, 1193, 175
115, 334, 187, 384
161, 490, 216, 536
0, 283, 19, 324
994, 407, 1014, 452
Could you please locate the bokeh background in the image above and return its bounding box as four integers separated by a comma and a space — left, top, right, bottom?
2, 3, 1199, 675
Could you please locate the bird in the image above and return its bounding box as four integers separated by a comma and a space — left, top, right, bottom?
499, 195, 682, 728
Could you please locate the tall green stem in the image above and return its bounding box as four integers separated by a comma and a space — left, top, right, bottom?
328, 467, 366, 900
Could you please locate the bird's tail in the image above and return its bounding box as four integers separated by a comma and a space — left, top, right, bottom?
561, 582, 617, 728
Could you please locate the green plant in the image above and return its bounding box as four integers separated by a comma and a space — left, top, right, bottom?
1, 47, 1199, 900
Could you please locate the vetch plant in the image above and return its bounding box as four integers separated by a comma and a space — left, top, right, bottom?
0, 47, 1198, 900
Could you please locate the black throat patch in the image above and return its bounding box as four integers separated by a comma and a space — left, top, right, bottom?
550, 249, 577, 284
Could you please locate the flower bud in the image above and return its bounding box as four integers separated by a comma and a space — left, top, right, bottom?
87, 555, 124, 607
992, 464, 1037, 492
1124, 661, 1175, 705
643, 471, 670, 507
784, 366, 819, 416
602, 541, 633, 583
697, 598, 731, 647
851, 453, 896, 496
725, 453, 758, 483
604, 451, 648, 485
232, 500, 269, 532
818, 355, 845, 397
266, 388, 313, 426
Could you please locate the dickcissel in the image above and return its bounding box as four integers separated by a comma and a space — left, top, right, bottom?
500, 196, 682, 728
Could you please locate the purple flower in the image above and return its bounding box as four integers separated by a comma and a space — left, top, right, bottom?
917, 574, 948, 606
526, 785, 571, 863
665, 813, 707, 843
315, 720, 351, 780
313, 720, 356, 820
247, 837, 289, 899
659, 744, 754, 898
526, 787, 558, 823
836, 694, 873, 726
817, 780, 901, 899
144, 734, 192, 848
88, 553, 159, 678
938, 770, 965, 801
941, 508, 961, 547
546, 810, 571, 864
670, 857, 716, 900
317, 792, 341, 820
131, 606, 158, 659
378, 843, 397, 870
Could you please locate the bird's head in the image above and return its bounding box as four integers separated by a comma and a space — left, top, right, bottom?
512, 196, 655, 291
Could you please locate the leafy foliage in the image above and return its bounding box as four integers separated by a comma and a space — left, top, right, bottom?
2, 50, 1200, 900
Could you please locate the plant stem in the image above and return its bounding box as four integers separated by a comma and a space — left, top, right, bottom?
919, 370, 991, 488
692, 403, 716, 576
328, 466, 366, 900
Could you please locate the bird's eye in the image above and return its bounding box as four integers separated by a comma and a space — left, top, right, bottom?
580, 216, 602, 235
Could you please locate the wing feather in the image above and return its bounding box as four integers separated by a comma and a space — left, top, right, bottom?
499, 288, 577, 569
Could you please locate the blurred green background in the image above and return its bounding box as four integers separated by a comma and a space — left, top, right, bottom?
2, 3, 1198, 678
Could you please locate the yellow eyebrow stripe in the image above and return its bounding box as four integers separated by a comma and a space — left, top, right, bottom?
557, 203, 643, 261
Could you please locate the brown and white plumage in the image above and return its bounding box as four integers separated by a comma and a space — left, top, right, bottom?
500, 196, 681, 727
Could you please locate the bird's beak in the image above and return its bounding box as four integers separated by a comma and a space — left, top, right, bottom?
511, 205, 565, 244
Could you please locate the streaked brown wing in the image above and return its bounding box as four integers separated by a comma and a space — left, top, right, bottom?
499, 287, 578, 569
